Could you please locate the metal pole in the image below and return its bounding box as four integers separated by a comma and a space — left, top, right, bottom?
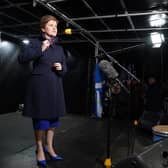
160, 46, 164, 83
88, 27, 168, 33
95, 42, 99, 63
107, 44, 145, 54
35, 0, 98, 46
81, 0, 111, 30
72, 11, 168, 21
120, 0, 136, 30
36, 0, 140, 82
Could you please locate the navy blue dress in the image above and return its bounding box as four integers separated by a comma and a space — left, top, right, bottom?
18, 35, 67, 120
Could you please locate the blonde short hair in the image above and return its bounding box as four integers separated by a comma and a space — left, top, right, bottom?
40, 15, 59, 28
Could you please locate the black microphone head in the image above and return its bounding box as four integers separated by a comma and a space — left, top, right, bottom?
99, 60, 119, 79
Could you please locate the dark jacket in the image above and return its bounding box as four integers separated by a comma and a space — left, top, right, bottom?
18, 36, 67, 119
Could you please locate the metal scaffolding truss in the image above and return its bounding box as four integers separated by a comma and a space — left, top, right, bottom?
0, 0, 168, 47
33, 0, 167, 54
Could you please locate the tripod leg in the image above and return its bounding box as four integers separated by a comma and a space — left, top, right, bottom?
104, 93, 113, 168
104, 117, 112, 168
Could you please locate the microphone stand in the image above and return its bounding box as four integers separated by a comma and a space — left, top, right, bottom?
100, 53, 140, 164
103, 79, 130, 168
128, 80, 139, 156
104, 82, 113, 168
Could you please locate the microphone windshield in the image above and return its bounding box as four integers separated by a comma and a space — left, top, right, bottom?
99, 60, 119, 79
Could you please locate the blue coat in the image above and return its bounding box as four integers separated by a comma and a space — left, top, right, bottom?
18, 36, 67, 119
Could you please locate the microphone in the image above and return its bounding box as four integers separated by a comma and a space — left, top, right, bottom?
99, 60, 130, 94
99, 60, 118, 79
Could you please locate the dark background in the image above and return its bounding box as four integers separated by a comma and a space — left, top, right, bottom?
0, 38, 168, 115
0, 0, 168, 114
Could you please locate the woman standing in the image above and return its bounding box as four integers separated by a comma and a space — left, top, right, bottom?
18, 15, 67, 167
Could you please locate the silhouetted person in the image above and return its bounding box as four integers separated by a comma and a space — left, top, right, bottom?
145, 77, 162, 113
139, 76, 163, 130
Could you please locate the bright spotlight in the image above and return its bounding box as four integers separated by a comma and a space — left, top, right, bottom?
64, 28, 72, 35
150, 32, 165, 48
1, 41, 10, 47
149, 12, 166, 27
22, 39, 30, 45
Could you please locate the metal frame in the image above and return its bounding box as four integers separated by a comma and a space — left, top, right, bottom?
72, 11, 168, 21
0, 0, 166, 79
35, 0, 98, 46
0, 0, 168, 48
1, 0, 168, 34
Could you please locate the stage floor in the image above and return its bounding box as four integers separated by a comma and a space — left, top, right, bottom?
0, 112, 154, 168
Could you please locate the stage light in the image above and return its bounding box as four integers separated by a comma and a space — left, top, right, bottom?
64, 22, 72, 35
1, 41, 10, 47
150, 32, 165, 48
149, 12, 166, 27
0, 41, 14, 54
64, 28, 72, 35
22, 39, 30, 45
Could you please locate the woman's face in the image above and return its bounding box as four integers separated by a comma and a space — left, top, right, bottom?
41, 20, 58, 38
